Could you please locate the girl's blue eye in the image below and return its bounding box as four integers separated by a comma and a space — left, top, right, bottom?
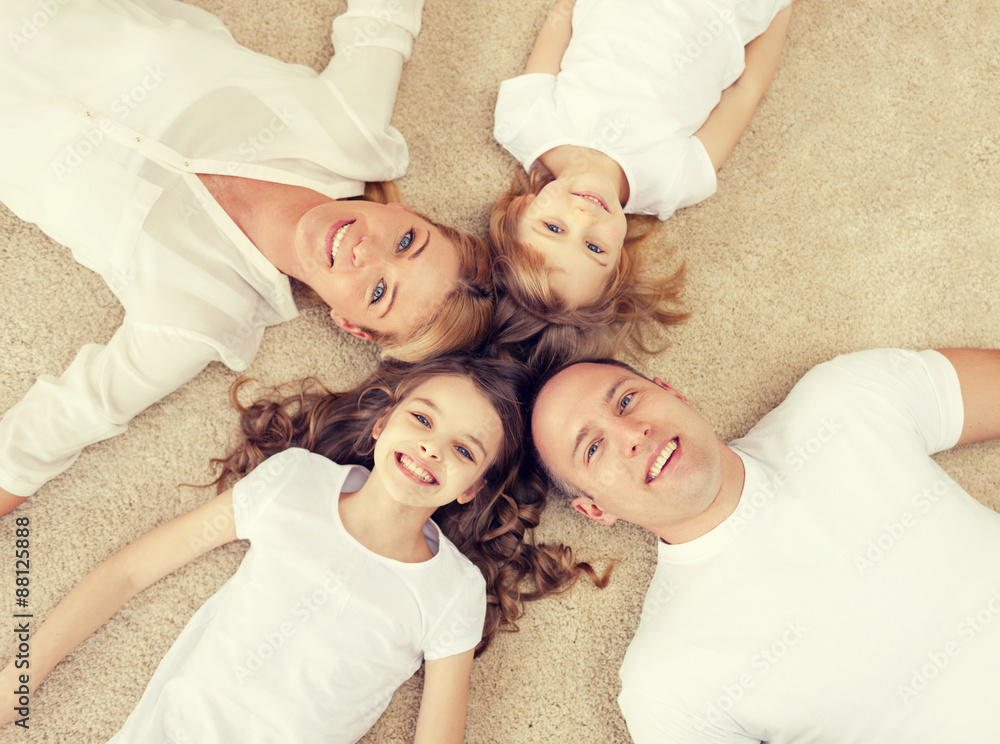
398, 230, 414, 251
545, 223, 563, 233
412, 413, 430, 427
619, 393, 633, 413
455, 445, 473, 461
370, 279, 386, 304
586, 441, 599, 461
587, 242, 603, 254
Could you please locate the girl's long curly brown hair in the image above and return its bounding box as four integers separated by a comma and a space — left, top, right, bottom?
488, 168, 689, 372
211, 354, 609, 654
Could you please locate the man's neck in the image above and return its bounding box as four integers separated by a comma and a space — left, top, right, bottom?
656, 443, 746, 545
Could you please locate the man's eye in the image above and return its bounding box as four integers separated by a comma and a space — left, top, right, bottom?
398, 230, 414, 252
546, 223, 563, 233
586, 441, 600, 461
455, 445, 473, 461
370, 279, 386, 304
412, 413, 430, 427
587, 242, 603, 254
619, 393, 633, 413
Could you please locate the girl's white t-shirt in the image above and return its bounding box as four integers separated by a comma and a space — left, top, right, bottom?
108, 448, 486, 744
494, 0, 791, 219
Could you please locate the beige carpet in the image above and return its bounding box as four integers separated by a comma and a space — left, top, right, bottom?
2, 0, 999, 742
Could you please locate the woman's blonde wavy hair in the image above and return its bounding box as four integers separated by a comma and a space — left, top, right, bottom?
353, 182, 494, 363
487, 169, 688, 371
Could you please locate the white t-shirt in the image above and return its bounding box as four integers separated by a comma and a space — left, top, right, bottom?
109, 448, 487, 744
494, 0, 790, 219
0, 0, 422, 495
619, 349, 1000, 743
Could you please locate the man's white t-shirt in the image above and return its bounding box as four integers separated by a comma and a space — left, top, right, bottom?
619, 349, 1000, 743
108, 448, 486, 744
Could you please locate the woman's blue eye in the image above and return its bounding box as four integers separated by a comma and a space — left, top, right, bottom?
619, 393, 633, 412
586, 441, 599, 461
455, 445, 473, 461
370, 279, 386, 304
587, 242, 603, 254
545, 223, 563, 233
398, 230, 414, 251
412, 413, 430, 427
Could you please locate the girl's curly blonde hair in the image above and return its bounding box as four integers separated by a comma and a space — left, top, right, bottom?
487, 168, 688, 371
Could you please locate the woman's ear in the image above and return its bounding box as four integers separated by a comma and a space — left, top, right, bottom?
329, 310, 374, 342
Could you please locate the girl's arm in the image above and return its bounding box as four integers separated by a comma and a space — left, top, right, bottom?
693, 3, 793, 171
0, 489, 238, 727
412, 649, 475, 744
524, 0, 576, 75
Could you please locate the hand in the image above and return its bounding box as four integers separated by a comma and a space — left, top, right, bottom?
0, 487, 28, 519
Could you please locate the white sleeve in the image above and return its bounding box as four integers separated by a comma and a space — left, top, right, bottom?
423, 566, 486, 660
493, 73, 559, 171
620, 687, 760, 744
821, 348, 964, 455
318, 0, 424, 171
0, 320, 217, 496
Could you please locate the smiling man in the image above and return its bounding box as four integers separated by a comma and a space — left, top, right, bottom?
531, 347, 1000, 742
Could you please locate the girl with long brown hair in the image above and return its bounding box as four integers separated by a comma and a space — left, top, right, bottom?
0, 354, 606, 742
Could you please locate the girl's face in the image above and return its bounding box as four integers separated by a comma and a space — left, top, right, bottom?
517, 173, 628, 308
372, 375, 503, 511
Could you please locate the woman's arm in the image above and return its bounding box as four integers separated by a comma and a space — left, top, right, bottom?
524, 0, 576, 75
412, 649, 475, 744
693, 3, 793, 171
0, 489, 238, 727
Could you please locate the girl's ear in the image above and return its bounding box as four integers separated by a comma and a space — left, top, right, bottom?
457, 480, 483, 505
372, 411, 388, 440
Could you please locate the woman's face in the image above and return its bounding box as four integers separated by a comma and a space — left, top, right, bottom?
372, 375, 503, 511
294, 201, 460, 341
517, 173, 628, 308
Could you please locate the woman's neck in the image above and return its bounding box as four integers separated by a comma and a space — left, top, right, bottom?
538, 145, 631, 206
197, 173, 329, 281
338, 478, 437, 563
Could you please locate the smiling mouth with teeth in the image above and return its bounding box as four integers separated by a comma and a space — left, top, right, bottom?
646, 439, 678, 483
327, 222, 352, 267
396, 452, 438, 485
572, 192, 609, 213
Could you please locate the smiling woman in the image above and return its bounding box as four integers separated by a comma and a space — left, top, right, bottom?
0, 0, 494, 516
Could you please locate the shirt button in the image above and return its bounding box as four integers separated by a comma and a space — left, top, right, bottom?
184, 161, 190, 168
135, 137, 141, 143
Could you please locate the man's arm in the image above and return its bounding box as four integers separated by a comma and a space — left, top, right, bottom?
936, 349, 1000, 446
694, 3, 792, 171
524, 0, 576, 75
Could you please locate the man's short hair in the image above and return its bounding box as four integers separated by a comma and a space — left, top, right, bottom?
529, 357, 654, 501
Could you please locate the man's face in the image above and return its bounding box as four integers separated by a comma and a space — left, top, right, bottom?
294, 201, 460, 341
532, 363, 727, 538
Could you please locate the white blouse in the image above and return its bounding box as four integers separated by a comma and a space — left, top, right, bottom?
0, 0, 423, 495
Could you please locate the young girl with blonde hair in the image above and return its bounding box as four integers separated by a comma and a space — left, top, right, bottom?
0, 355, 605, 742
490, 0, 794, 367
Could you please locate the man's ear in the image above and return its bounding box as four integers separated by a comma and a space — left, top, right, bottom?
330, 310, 373, 342
571, 496, 618, 526
652, 377, 692, 406
457, 480, 483, 505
